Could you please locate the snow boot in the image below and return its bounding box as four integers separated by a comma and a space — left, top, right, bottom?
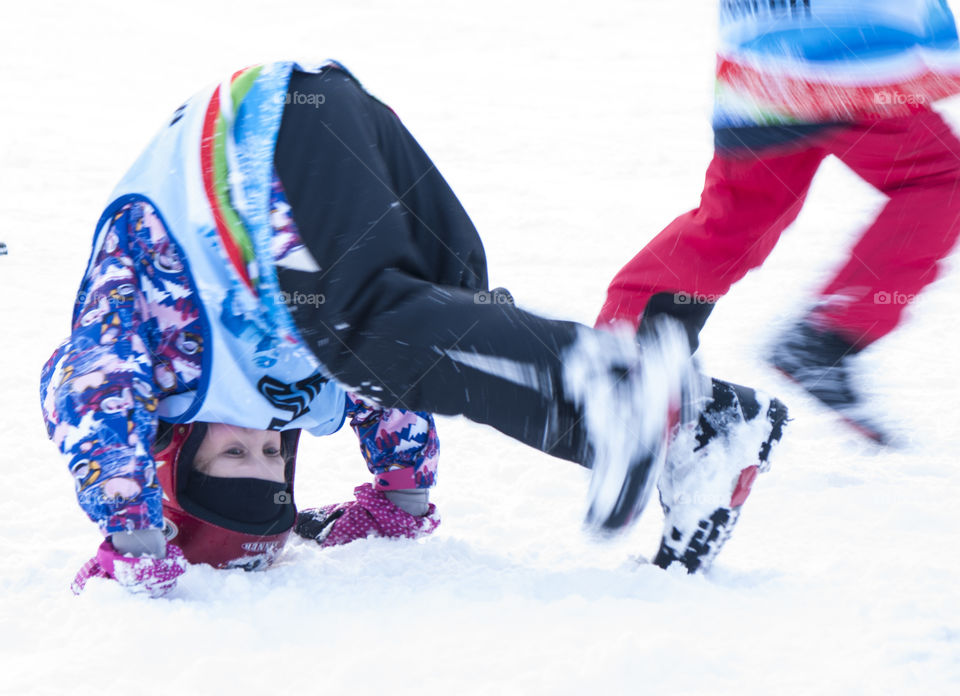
566, 317, 700, 535
654, 378, 788, 574
769, 320, 888, 444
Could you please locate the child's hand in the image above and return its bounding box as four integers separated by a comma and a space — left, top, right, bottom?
295, 483, 440, 548
71, 539, 187, 597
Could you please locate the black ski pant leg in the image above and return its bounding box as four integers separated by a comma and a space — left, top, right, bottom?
275, 67, 590, 465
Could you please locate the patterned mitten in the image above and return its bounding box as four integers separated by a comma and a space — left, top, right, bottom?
295, 483, 440, 548
72, 540, 187, 597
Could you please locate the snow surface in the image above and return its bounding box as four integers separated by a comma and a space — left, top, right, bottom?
2, 1, 960, 694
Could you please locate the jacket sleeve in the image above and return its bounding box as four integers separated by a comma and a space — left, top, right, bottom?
345, 393, 438, 490
40, 211, 164, 535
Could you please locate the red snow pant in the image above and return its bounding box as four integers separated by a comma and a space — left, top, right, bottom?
596, 109, 960, 349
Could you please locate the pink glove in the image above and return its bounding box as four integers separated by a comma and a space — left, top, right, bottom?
295, 483, 440, 548
71, 540, 187, 598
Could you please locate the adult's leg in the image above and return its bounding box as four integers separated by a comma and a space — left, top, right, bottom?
596, 145, 828, 344
812, 109, 960, 348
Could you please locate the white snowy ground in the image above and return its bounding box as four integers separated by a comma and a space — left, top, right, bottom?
2, 1, 959, 694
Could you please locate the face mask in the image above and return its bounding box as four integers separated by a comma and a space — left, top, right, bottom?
184, 471, 291, 524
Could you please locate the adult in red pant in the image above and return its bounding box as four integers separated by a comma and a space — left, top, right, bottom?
598, 2, 960, 443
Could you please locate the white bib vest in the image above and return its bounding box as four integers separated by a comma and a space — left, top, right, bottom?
89, 61, 346, 434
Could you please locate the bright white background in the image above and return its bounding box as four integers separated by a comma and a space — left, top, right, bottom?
1, 2, 958, 694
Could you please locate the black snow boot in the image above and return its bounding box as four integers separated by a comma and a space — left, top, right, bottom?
769, 320, 888, 444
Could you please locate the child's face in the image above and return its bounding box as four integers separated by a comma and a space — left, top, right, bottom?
193, 424, 286, 483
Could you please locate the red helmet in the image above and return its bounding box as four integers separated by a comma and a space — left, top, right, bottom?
154, 421, 300, 570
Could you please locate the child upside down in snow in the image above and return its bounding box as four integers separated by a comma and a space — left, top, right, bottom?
41, 61, 788, 596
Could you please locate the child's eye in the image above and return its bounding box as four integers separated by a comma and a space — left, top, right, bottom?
263, 447, 281, 457
224, 447, 246, 457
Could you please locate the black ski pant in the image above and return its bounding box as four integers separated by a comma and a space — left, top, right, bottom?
275, 67, 590, 465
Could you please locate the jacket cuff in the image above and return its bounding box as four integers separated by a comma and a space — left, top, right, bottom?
100, 496, 164, 536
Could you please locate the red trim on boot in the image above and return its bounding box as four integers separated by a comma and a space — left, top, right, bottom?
729, 465, 759, 508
